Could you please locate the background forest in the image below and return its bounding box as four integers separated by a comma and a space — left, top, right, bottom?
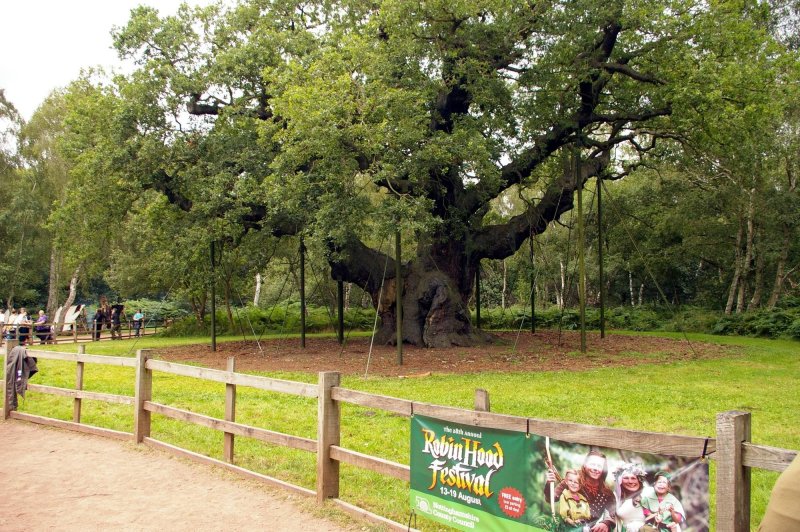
1, 0, 798, 340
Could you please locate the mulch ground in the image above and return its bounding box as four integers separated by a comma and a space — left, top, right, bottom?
153, 330, 739, 377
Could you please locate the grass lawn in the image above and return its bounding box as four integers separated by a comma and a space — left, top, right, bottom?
6, 331, 798, 530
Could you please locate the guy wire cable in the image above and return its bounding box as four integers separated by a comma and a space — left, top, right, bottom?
364, 249, 391, 380
234, 282, 264, 356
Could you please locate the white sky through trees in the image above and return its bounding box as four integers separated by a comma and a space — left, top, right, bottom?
0, 0, 214, 121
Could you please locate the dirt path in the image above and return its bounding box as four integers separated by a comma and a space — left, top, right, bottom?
0, 420, 355, 531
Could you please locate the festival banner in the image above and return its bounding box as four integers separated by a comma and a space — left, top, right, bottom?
410, 414, 710, 532
410, 415, 533, 531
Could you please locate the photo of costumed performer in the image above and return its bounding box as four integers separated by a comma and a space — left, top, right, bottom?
613, 463, 649, 532
545, 449, 617, 531
640, 471, 685, 532
559, 468, 593, 531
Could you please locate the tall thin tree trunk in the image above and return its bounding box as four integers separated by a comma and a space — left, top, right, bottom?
725, 218, 745, 315
54, 265, 81, 334
344, 282, 351, 311
736, 188, 757, 313
767, 224, 791, 309
748, 251, 765, 311
47, 248, 61, 319
767, 165, 796, 309
638, 283, 644, 307
558, 259, 566, 310
253, 272, 262, 306
190, 293, 207, 322
629, 270, 635, 307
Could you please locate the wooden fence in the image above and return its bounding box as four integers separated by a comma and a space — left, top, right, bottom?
1, 320, 162, 345
3, 344, 797, 531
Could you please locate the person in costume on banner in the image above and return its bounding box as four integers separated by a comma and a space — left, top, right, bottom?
559, 468, 592, 531
613, 463, 648, 532
639, 472, 685, 532
545, 449, 616, 531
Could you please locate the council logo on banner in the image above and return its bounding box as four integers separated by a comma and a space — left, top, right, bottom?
410, 415, 709, 532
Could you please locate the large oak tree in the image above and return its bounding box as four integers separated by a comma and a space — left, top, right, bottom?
89, 0, 785, 346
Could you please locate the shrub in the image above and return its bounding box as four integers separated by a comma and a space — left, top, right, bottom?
162, 302, 375, 337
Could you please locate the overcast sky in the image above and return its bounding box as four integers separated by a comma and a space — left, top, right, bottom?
1, 1, 208, 121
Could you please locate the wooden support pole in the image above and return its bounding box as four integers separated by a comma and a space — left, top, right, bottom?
337, 277, 344, 345
134, 349, 153, 443
223, 356, 236, 463
530, 238, 536, 334
597, 178, 606, 338
73, 344, 85, 423
475, 262, 481, 330
300, 237, 306, 349
316, 371, 341, 502
575, 144, 586, 353
716, 410, 751, 532
210, 241, 217, 352
474, 389, 490, 412
395, 230, 403, 365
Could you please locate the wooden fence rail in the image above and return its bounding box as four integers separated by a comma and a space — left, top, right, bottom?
1, 320, 164, 345
3, 344, 798, 531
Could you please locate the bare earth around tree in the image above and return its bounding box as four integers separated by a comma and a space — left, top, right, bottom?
0, 421, 355, 532
154, 330, 737, 376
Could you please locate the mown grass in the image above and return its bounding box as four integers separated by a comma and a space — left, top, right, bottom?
6, 331, 798, 531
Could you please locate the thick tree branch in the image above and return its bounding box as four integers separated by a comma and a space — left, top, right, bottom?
148, 170, 193, 211
328, 236, 398, 295
473, 151, 611, 261
588, 106, 672, 125
591, 59, 665, 85
187, 93, 223, 115
187, 92, 276, 121
145, 169, 298, 237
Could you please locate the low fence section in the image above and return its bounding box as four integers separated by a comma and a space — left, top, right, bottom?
3, 345, 798, 532
5, 344, 135, 440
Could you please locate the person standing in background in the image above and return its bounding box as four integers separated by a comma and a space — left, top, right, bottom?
110, 307, 122, 340
133, 309, 144, 337
93, 307, 104, 341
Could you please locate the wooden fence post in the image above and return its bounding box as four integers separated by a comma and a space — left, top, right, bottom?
223, 356, 236, 463
134, 349, 153, 443
317, 371, 341, 502
475, 389, 490, 412
74, 344, 85, 423
716, 410, 751, 532
2, 340, 19, 419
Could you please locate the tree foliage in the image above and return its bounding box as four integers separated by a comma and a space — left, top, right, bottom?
1, 0, 797, 343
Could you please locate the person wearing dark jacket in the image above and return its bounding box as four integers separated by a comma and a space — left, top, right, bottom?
93, 308, 105, 341
110, 306, 122, 340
